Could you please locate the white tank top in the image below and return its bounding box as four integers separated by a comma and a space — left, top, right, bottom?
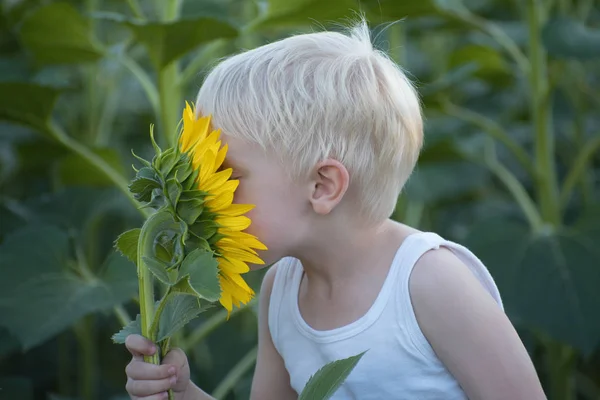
268, 231, 504, 399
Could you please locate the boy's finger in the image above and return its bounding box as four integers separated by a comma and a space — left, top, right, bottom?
135, 393, 169, 400
125, 334, 156, 359
126, 361, 176, 380
126, 376, 176, 397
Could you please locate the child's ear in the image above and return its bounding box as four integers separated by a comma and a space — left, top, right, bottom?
309, 159, 349, 215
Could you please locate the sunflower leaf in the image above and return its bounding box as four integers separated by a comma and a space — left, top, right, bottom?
174, 249, 221, 302
0, 226, 137, 350
298, 351, 367, 400
19, 2, 104, 65
114, 228, 141, 264
111, 314, 142, 344
157, 293, 203, 342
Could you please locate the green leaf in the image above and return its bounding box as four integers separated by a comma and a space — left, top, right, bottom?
115, 228, 141, 264
465, 218, 600, 355
54, 148, 125, 187
542, 17, 600, 60
0, 226, 138, 350
360, 0, 465, 20
19, 2, 104, 65
124, 17, 238, 68
298, 352, 366, 400
112, 314, 142, 344
0, 376, 34, 400
250, 0, 360, 30
0, 82, 61, 134
174, 249, 221, 302
142, 256, 174, 285
156, 293, 203, 342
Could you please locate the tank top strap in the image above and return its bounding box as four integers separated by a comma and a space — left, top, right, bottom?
393, 231, 503, 358
268, 257, 301, 351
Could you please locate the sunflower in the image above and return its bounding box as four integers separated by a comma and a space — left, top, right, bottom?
178, 102, 267, 313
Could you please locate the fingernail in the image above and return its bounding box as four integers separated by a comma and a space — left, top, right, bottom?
150, 345, 156, 354
170, 376, 177, 385
168, 367, 176, 375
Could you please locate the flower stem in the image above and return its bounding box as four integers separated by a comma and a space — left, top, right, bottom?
527, 0, 561, 226
137, 213, 161, 364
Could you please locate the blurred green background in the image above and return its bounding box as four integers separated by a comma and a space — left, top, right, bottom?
0, 0, 599, 399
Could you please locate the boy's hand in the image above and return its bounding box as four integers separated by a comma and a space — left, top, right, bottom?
125, 334, 191, 400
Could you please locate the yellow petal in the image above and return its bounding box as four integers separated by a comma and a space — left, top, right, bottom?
218, 238, 258, 256
218, 204, 255, 217
219, 257, 250, 274
221, 231, 267, 250
223, 271, 253, 293
206, 192, 234, 211
219, 290, 233, 313
220, 274, 253, 302
220, 247, 265, 264
216, 216, 251, 231
214, 143, 228, 171
210, 179, 238, 197
202, 168, 233, 192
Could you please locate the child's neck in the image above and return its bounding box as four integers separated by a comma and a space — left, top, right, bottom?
294, 219, 416, 296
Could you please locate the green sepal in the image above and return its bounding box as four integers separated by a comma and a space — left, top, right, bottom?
166, 177, 183, 208
174, 161, 194, 183
208, 232, 225, 246
190, 220, 219, 240
184, 232, 211, 253
149, 124, 162, 158
173, 249, 221, 302
177, 198, 204, 225
147, 188, 166, 210
142, 256, 175, 285
182, 167, 200, 191
153, 219, 187, 270
129, 167, 161, 202
159, 148, 178, 177
131, 149, 151, 168
114, 228, 141, 264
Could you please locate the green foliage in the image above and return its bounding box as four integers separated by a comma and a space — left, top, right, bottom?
115, 228, 141, 264
299, 352, 366, 400
0, 0, 598, 398
123, 17, 239, 68
19, 2, 104, 65
0, 82, 61, 134
0, 225, 137, 350
467, 217, 600, 356
112, 314, 142, 344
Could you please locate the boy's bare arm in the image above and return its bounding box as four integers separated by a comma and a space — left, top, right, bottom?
250, 264, 298, 400
409, 248, 547, 400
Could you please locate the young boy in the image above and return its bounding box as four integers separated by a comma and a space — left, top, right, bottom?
124, 22, 546, 400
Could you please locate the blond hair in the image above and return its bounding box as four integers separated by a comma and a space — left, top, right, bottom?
195, 21, 423, 222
